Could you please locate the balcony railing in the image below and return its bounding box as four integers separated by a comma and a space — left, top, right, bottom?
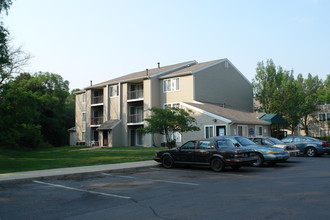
128, 114, 143, 123
91, 116, 103, 125
92, 96, 104, 104
128, 90, 143, 100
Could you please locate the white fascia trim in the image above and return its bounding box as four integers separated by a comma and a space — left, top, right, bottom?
225, 58, 252, 85
150, 60, 197, 79
191, 58, 252, 86
180, 102, 232, 123
191, 59, 226, 74
193, 100, 204, 104
110, 120, 122, 129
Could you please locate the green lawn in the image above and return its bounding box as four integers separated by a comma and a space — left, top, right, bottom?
0, 146, 164, 174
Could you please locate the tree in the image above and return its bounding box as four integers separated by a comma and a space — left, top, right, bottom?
0, 1, 31, 93
319, 75, 330, 104
138, 107, 200, 148
0, 0, 12, 89
253, 59, 323, 135
0, 72, 75, 148
298, 74, 323, 135
252, 59, 290, 113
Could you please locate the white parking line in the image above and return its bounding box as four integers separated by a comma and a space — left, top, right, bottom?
149, 168, 245, 177
102, 173, 199, 186
33, 180, 131, 200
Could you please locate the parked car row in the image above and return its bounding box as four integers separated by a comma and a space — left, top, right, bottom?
154, 135, 330, 172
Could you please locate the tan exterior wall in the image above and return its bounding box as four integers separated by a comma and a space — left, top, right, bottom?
109, 96, 120, 120
75, 93, 85, 143
194, 61, 253, 112
160, 75, 194, 106
121, 83, 128, 146
228, 124, 271, 138
305, 104, 330, 137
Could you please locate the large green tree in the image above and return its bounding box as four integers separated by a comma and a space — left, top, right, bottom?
253, 59, 323, 135
298, 73, 323, 135
0, 72, 75, 148
138, 107, 200, 148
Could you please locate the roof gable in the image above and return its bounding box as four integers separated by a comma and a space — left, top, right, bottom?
86, 60, 196, 89
183, 102, 271, 125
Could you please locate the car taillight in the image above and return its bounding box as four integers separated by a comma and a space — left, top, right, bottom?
322, 142, 328, 147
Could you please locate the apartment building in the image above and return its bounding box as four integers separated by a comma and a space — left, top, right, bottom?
70, 58, 271, 147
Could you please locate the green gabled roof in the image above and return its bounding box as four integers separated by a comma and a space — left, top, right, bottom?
259, 114, 286, 124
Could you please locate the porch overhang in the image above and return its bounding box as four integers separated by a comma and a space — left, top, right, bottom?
97, 120, 121, 131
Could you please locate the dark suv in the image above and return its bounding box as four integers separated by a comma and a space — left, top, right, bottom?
154, 137, 258, 172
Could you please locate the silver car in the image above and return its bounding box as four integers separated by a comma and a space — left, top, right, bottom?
249, 137, 300, 156
281, 136, 330, 157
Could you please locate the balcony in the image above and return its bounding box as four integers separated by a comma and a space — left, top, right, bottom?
91, 116, 103, 126
128, 89, 143, 100
128, 113, 143, 124
92, 96, 104, 105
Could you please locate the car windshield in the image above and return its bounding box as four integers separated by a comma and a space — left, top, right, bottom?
235, 137, 256, 146
267, 137, 283, 144
216, 140, 235, 148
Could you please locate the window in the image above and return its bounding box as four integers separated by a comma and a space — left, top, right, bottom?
256, 126, 263, 137
281, 137, 293, 143
110, 85, 118, 97
163, 132, 182, 143
216, 140, 234, 148
163, 78, 179, 92
81, 132, 85, 141
198, 141, 212, 149
164, 103, 180, 109
319, 113, 326, 121
82, 94, 86, 103
204, 125, 214, 138
173, 132, 182, 142
327, 113, 330, 121
82, 112, 86, 122
237, 125, 248, 136
181, 141, 196, 150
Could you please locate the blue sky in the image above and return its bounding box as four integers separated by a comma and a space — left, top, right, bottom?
4, 0, 330, 90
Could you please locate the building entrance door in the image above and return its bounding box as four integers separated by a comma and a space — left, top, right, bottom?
103, 130, 108, 146
216, 126, 226, 136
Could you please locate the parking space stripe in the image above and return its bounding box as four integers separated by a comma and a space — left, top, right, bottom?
102, 173, 199, 186
149, 168, 245, 177
33, 180, 131, 199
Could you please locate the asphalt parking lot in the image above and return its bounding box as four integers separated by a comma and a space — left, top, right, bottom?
1, 156, 330, 220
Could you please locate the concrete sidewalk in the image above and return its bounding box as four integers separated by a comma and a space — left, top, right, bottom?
0, 160, 159, 184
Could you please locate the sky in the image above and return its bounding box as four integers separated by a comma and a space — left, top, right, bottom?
3, 0, 330, 90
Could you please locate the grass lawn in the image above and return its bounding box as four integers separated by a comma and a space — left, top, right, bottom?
0, 146, 164, 174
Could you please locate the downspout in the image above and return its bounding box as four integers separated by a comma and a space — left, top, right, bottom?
118, 82, 121, 120
228, 122, 233, 135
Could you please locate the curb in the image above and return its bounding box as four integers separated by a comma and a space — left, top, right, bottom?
0, 161, 160, 184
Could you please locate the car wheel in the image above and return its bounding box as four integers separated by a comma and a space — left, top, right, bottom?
251, 153, 264, 167
162, 155, 174, 169
306, 147, 317, 157
211, 157, 225, 172
231, 165, 241, 170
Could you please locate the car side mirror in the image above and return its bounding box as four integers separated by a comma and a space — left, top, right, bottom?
234, 143, 240, 147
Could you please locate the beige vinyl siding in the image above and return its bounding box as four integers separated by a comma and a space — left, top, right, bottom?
161, 75, 194, 104
194, 61, 253, 112
109, 96, 120, 120
75, 93, 87, 143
